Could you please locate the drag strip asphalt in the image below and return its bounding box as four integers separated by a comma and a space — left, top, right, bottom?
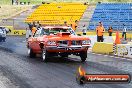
0, 36, 132, 88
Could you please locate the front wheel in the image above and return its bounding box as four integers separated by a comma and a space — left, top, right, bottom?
28, 48, 36, 58
41, 49, 49, 62
80, 51, 87, 62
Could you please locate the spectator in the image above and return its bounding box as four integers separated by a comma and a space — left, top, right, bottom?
16, 0, 19, 5
96, 22, 105, 42
28, 2, 30, 5
122, 24, 127, 40
28, 22, 33, 31
82, 24, 87, 35
108, 26, 113, 36
31, 25, 37, 36
64, 21, 68, 26
37, 24, 43, 35
26, 28, 32, 41
36, 21, 40, 28
33, 21, 36, 27
71, 20, 78, 31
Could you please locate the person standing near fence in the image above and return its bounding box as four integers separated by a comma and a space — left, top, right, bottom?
26, 28, 32, 41
122, 24, 127, 40
28, 22, 33, 36
31, 22, 37, 36
33, 21, 36, 27
64, 21, 68, 26
108, 26, 113, 36
96, 22, 105, 42
82, 24, 87, 35
36, 21, 40, 28
71, 20, 78, 31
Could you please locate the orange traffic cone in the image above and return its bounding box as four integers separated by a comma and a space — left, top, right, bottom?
115, 31, 121, 44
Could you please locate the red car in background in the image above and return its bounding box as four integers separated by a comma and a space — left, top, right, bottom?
27, 26, 91, 62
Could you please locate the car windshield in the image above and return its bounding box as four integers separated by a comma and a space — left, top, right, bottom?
39, 28, 76, 35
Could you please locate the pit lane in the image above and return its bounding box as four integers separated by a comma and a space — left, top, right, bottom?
0, 36, 132, 88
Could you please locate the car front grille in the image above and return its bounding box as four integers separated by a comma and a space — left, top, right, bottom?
58, 40, 68, 46
57, 40, 81, 46
71, 40, 81, 45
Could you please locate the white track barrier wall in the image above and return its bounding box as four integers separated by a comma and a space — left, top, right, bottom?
117, 44, 132, 58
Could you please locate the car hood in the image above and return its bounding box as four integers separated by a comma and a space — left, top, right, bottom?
38, 34, 90, 42
49, 35, 89, 41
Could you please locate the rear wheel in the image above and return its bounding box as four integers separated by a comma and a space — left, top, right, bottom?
80, 51, 87, 62
41, 49, 49, 62
28, 48, 36, 58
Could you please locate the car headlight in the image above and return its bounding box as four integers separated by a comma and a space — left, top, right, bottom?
82, 40, 91, 45
47, 41, 56, 45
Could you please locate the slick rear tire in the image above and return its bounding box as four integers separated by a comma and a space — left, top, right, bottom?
41, 49, 49, 62
28, 48, 36, 58
80, 51, 87, 62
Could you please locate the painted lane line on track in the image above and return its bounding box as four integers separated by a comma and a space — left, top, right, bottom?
90, 52, 132, 61
126, 59, 132, 61
109, 56, 114, 58
104, 55, 108, 57
121, 58, 126, 60
97, 54, 102, 56
114, 56, 119, 58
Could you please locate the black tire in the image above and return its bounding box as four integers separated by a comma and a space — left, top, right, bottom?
28, 48, 36, 58
80, 51, 87, 62
41, 49, 49, 62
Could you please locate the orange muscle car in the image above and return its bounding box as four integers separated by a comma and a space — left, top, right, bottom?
27, 26, 91, 62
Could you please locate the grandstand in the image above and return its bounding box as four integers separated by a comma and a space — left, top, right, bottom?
25, 2, 88, 25
88, 3, 132, 30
